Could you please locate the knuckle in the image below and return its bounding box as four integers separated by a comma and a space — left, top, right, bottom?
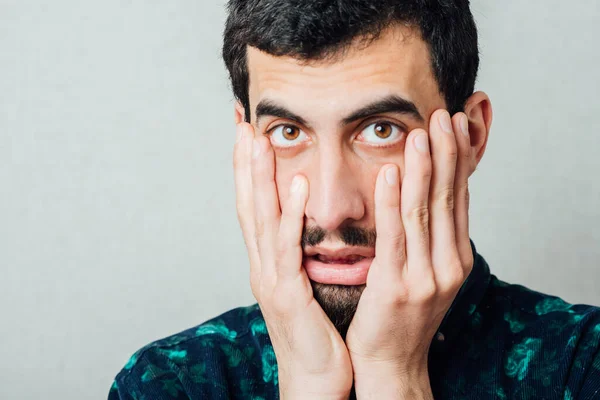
255, 220, 266, 239
434, 186, 455, 212
446, 144, 458, 160
438, 262, 465, 293
420, 161, 433, 180
415, 279, 437, 302
461, 143, 472, 160
460, 146, 471, 162
275, 240, 288, 263
387, 231, 406, 252
388, 286, 410, 306
270, 285, 295, 316
258, 279, 276, 304
459, 185, 470, 207
448, 263, 466, 288
253, 235, 261, 256
263, 273, 277, 291
406, 205, 430, 229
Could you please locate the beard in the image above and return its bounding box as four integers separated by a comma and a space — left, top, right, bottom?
302, 224, 376, 339
310, 281, 366, 339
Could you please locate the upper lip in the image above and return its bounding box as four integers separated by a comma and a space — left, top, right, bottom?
303, 245, 375, 258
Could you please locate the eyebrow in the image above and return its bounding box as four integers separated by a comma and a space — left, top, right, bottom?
342, 95, 424, 125
255, 100, 308, 127
255, 94, 424, 128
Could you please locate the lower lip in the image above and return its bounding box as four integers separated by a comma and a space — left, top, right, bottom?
303, 257, 373, 285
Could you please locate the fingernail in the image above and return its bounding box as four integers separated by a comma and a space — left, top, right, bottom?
290, 175, 303, 193
415, 133, 429, 154
235, 124, 243, 143
460, 114, 469, 137
385, 166, 398, 186
440, 111, 453, 134
252, 139, 261, 159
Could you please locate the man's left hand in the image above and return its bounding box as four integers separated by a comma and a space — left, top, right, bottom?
345, 110, 475, 399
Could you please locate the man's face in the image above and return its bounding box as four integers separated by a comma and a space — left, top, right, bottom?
243, 24, 448, 334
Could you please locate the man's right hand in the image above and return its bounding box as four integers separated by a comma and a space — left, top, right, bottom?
233, 122, 353, 400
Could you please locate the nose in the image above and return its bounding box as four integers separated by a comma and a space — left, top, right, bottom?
304, 148, 365, 232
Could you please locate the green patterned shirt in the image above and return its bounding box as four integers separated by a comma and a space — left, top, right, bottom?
108, 241, 600, 399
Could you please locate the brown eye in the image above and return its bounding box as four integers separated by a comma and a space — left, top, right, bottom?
269, 124, 309, 148
358, 121, 403, 147
281, 125, 300, 141
374, 123, 393, 139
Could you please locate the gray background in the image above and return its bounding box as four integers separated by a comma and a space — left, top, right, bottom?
1, 0, 598, 399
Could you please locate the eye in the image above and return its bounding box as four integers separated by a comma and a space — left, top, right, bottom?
357, 121, 405, 146
268, 124, 309, 148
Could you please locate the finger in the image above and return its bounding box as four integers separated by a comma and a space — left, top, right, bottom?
452, 113, 475, 275
277, 175, 309, 281
428, 110, 462, 289
251, 135, 281, 279
373, 164, 406, 282
234, 124, 260, 260
234, 123, 262, 293
401, 128, 433, 280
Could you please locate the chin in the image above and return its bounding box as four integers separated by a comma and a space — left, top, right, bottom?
310, 281, 366, 339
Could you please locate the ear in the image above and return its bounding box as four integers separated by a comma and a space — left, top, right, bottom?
464, 91, 493, 175
234, 101, 245, 124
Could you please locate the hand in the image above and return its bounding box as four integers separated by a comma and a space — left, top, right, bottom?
345, 110, 475, 399
233, 122, 353, 400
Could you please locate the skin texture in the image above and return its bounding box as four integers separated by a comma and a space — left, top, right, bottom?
233, 24, 493, 399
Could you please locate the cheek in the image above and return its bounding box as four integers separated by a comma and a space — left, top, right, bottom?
360, 151, 406, 188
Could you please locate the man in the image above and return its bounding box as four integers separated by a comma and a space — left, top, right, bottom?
109, 0, 600, 399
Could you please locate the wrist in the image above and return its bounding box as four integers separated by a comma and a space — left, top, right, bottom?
281, 390, 350, 400
354, 383, 432, 400
279, 375, 352, 400
352, 364, 432, 400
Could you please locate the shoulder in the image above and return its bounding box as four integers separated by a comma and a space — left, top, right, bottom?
483, 275, 600, 386
108, 304, 271, 399
486, 274, 600, 333
482, 276, 600, 397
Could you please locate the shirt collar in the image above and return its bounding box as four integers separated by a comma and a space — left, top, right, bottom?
432, 239, 491, 350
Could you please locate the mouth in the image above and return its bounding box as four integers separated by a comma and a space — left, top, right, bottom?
310, 254, 366, 264
302, 248, 374, 285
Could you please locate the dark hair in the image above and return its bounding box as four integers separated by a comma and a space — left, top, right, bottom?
222, 0, 479, 122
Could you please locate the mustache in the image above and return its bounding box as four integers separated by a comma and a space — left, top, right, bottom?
301, 225, 377, 248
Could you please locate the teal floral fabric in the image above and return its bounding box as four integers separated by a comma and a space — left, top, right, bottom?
108, 241, 600, 399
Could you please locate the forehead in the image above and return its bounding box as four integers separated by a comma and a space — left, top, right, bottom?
246, 24, 444, 123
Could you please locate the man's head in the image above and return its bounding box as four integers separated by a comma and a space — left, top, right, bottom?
223, 0, 492, 337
